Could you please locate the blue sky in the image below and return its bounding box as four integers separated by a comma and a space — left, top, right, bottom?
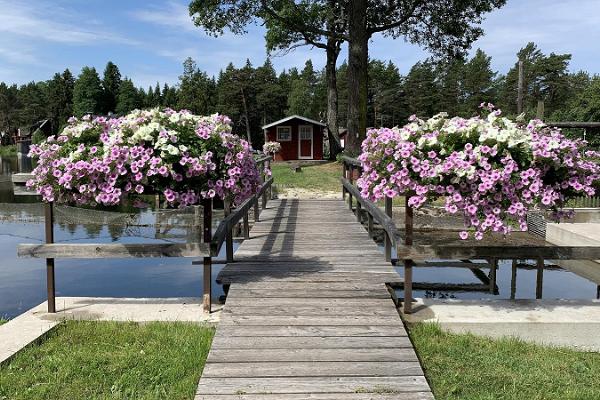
1, 0, 599, 88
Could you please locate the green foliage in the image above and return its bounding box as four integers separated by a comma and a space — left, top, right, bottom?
287, 60, 320, 119
116, 78, 142, 115
178, 57, 216, 115
102, 61, 122, 114
0, 321, 214, 400
411, 323, 600, 400
0, 145, 16, 156
46, 70, 74, 132
73, 67, 103, 117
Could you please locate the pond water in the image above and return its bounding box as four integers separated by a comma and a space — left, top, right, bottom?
0, 155, 229, 319
1, 155, 598, 319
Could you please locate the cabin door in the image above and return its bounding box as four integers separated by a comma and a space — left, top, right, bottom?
298, 125, 313, 159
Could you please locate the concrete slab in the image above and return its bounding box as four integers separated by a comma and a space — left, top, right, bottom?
402, 298, 600, 351
546, 222, 600, 284
0, 297, 221, 365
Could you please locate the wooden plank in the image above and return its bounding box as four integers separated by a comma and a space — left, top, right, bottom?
214, 325, 405, 337
207, 348, 418, 363
226, 288, 391, 298
202, 361, 424, 378
223, 297, 394, 307
223, 305, 398, 317
17, 242, 210, 258
211, 336, 413, 349
196, 376, 430, 395
195, 393, 433, 400
219, 314, 404, 326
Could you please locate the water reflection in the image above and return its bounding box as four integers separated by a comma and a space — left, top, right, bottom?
0, 155, 230, 319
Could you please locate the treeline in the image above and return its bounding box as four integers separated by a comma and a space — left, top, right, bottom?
0, 42, 598, 147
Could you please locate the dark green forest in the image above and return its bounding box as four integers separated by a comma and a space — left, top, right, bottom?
1, 42, 598, 148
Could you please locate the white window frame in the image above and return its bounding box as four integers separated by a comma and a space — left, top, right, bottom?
297, 125, 313, 160
276, 126, 292, 142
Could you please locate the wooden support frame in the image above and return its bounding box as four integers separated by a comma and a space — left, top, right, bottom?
403, 196, 414, 314
202, 198, 212, 313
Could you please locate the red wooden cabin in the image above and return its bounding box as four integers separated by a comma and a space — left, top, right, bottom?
262, 115, 325, 161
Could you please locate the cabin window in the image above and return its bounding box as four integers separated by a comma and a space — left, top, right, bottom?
276, 126, 291, 141
299, 125, 313, 140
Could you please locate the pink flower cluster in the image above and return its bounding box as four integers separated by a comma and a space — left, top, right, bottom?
27, 108, 263, 208
357, 105, 600, 240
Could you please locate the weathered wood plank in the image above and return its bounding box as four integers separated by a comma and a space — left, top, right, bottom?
226, 288, 391, 298
219, 314, 404, 326
196, 376, 430, 395
17, 242, 210, 258
207, 348, 418, 363
195, 393, 434, 400
202, 361, 424, 378
211, 336, 413, 349
214, 325, 405, 337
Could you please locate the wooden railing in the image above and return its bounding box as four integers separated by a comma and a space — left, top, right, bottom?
14, 155, 273, 314
340, 156, 600, 314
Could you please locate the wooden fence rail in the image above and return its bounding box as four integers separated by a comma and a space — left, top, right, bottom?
14, 156, 273, 314
340, 156, 600, 314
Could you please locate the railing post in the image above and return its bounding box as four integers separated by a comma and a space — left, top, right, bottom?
348, 191, 353, 211
384, 197, 392, 262
536, 257, 544, 299
202, 198, 212, 313
489, 257, 497, 294
243, 209, 250, 239
356, 201, 362, 223
403, 196, 414, 314
367, 213, 374, 237
510, 259, 518, 300
342, 162, 346, 200
224, 199, 234, 263
254, 196, 260, 222
45, 202, 56, 313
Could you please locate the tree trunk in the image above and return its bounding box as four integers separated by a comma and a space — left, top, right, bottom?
346, 0, 369, 156
325, 39, 342, 160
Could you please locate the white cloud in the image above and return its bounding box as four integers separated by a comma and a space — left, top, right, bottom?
131, 0, 198, 33
0, 1, 139, 46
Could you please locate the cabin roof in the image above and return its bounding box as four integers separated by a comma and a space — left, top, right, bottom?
262, 115, 326, 130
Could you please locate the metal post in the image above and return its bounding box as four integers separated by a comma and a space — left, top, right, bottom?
224, 199, 234, 263
489, 257, 497, 294
254, 197, 260, 222
384, 197, 392, 262
202, 198, 212, 313
45, 202, 56, 313
510, 259, 517, 300
536, 258, 544, 299
243, 210, 250, 239
403, 196, 413, 314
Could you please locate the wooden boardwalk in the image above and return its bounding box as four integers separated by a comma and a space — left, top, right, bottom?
196, 199, 433, 399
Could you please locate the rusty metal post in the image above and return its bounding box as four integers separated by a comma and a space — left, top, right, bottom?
202, 198, 212, 313
224, 199, 234, 263
536, 258, 544, 299
254, 196, 260, 222
243, 210, 250, 239
384, 197, 393, 262
45, 202, 56, 313
403, 196, 414, 314
489, 257, 497, 294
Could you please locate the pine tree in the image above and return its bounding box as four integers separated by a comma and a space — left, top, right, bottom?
178, 57, 216, 114
462, 50, 496, 114
116, 78, 141, 115
404, 61, 439, 118
18, 82, 47, 127
102, 61, 121, 114
287, 60, 319, 119
73, 67, 103, 116
0, 83, 20, 134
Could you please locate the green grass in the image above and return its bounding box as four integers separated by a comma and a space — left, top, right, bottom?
410, 323, 600, 400
0, 145, 16, 157
0, 319, 7, 326
0, 321, 214, 400
271, 161, 341, 192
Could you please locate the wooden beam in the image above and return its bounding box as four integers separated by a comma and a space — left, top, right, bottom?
396, 243, 600, 261
18, 242, 210, 259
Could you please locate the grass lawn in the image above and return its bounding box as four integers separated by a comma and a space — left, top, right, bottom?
0, 319, 7, 326
271, 161, 341, 192
0, 321, 214, 400
0, 145, 17, 157
410, 323, 600, 400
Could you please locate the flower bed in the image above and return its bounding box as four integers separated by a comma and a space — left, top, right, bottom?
357, 105, 600, 239
27, 109, 262, 208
